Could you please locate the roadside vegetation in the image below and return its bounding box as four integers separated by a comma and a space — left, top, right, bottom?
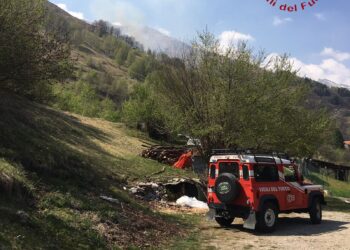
325, 197, 350, 213
306, 171, 350, 198
305, 170, 350, 213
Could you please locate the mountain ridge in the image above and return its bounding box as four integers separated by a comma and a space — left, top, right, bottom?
319, 79, 350, 90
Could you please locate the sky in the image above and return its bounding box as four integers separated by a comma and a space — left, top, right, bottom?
50, 0, 350, 86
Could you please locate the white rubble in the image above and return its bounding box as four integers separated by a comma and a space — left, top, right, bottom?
176, 196, 209, 209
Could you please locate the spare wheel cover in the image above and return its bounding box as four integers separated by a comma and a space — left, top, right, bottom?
215, 173, 239, 203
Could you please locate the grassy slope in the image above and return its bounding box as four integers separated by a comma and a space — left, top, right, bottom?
0, 92, 196, 249
305, 171, 350, 212
72, 43, 137, 88
306, 172, 350, 198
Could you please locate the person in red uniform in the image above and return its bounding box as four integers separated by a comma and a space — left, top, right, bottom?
173, 149, 193, 169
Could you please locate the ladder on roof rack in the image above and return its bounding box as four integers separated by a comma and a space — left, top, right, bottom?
211, 149, 290, 162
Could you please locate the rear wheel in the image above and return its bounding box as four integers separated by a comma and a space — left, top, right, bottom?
257, 202, 278, 233
309, 197, 322, 224
215, 217, 234, 227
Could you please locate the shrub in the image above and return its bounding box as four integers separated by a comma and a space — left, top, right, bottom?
52, 81, 119, 122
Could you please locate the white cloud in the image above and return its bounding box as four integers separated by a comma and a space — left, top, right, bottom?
219, 30, 254, 50
57, 3, 84, 20
321, 47, 350, 62
273, 16, 293, 26
155, 27, 171, 36
113, 22, 122, 27
266, 50, 350, 87
291, 57, 350, 86
314, 13, 326, 21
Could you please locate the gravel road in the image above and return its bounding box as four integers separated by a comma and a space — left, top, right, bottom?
200, 211, 350, 250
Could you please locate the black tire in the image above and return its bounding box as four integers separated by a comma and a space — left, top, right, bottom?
215, 173, 239, 203
215, 217, 234, 227
257, 202, 278, 233
309, 197, 322, 224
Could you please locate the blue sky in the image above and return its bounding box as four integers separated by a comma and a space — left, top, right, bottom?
50, 0, 350, 86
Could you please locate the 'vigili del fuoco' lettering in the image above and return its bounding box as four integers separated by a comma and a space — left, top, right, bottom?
265, 0, 320, 12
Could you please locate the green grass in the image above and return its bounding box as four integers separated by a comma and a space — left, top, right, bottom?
0, 159, 34, 193
325, 197, 350, 213
306, 171, 350, 198
305, 171, 350, 213
166, 214, 203, 250
0, 91, 197, 249
0, 197, 107, 249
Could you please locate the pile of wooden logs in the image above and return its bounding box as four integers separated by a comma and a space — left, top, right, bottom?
141, 145, 187, 165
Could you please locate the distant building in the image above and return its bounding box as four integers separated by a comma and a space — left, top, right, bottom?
344, 141, 350, 149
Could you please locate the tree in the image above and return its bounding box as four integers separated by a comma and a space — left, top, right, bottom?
337, 88, 350, 97
122, 84, 155, 126
107, 79, 129, 105
333, 129, 345, 149
91, 20, 109, 37
0, 0, 71, 99
128, 56, 158, 81
122, 82, 165, 138
102, 36, 119, 58
128, 58, 147, 81
149, 31, 331, 157
126, 50, 136, 67
113, 27, 121, 38
115, 43, 130, 65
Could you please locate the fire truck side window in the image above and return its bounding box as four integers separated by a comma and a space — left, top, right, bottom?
210, 165, 216, 179
283, 165, 297, 182
243, 165, 249, 180
219, 162, 239, 177
254, 164, 279, 182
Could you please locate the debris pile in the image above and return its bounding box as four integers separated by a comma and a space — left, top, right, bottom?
141, 146, 187, 165
129, 182, 166, 201
128, 178, 206, 202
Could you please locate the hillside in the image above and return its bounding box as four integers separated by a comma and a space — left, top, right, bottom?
46, 2, 350, 141
45, 2, 148, 114
307, 79, 350, 139
0, 91, 196, 249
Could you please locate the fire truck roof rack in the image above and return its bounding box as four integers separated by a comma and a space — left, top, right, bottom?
211, 148, 290, 160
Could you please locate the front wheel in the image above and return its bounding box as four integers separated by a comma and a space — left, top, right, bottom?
257, 202, 278, 233
215, 217, 234, 227
309, 198, 322, 224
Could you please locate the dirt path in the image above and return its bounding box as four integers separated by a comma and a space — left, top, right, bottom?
199, 211, 350, 250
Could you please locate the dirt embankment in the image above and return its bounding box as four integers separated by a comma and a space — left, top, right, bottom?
200, 211, 350, 250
